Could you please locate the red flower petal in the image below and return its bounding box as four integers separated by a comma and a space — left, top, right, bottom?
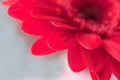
68, 41, 85, 72
75, 32, 101, 49
31, 37, 55, 56
82, 47, 107, 72
22, 17, 56, 36
111, 36, 120, 44
50, 21, 80, 30
102, 39, 120, 62
20, 0, 58, 15
89, 62, 111, 80
89, 71, 99, 80
47, 30, 75, 51
2, 0, 17, 6
112, 32, 120, 36
8, 3, 30, 20
31, 11, 65, 21
110, 57, 120, 79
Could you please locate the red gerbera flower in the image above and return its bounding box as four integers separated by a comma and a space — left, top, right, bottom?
7, 0, 120, 79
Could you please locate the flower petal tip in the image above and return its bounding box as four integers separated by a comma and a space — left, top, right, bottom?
75, 32, 101, 49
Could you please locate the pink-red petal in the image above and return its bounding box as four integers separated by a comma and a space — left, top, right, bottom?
47, 30, 75, 51
89, 57, 111, 80
31, 37, 56, 56
75, 32, 101, 49
8, 3, 30, 20
89, 62, 111, 80
68, 41, 85, 72
82, 47, 107, 72
2, 0, 17, 6
50, 21, 80, 30
20, 0, 59, 15
102, 39, 120, 62
110, 57, 120, 79
22, 17, 57, 36
31, 11, 65, 21
111, 36, 120, 44
111, 32, 120, 36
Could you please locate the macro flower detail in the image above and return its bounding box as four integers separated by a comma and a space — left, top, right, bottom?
7, 0, 120, 79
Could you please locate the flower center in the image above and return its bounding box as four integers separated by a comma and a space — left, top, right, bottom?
79, 6, 103, 24
58, 0, 120, 36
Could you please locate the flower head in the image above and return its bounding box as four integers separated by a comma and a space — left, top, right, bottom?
8, 0, 120, 79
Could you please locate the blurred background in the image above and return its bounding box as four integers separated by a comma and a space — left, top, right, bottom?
0, 2, 116, 80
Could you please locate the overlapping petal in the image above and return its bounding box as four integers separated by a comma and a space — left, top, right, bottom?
2, 0, 17, 6
82, 46, 107, 72
19, 0, 59, 16
50, 21, 80, 30
22, 16, 57, 36
75, 32, 101, 49
68, 41, 85, 72
110, 57, 120, 79
102, 38, 120, 62
89, 61, 111, 80
31, 11, 66, 21
47, 30, 75, 51
32, 37, 56, 55
8, 3, 30, 20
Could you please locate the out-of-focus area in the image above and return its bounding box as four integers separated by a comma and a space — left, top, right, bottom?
0, 3, 116, 80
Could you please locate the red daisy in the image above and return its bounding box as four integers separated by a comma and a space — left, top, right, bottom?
7, 0, 120, 79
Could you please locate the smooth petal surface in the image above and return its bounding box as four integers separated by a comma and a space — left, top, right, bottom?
102, 39, 120, 62
31, 37, 56, 55
20, 0, 59, 15
75, 32, 101, 49
89, 62, 111, 80
68, 41, 85, 72
82, 47, 107, 72
111, 36, 120, 44
110, 57, 120, 79
50, 21, 80, 30
31, 11, 65, 21
8, 3, 30, 20
112, 32, 120, 36
89, 71, 99, 80
22, 16, 56, 36
89, 57, 111, 80
47, 30, 75, 51
2, 0, 17, 5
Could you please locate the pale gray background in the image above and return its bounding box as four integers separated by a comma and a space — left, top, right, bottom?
0, 3, 116, 80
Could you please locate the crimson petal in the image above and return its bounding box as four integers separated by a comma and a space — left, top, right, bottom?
47, 30, 75, 51
82, 47, 107, 72
110, 57, 120, 79
22, 16, 56, 36
89, 62, 111, 80
31, 37, 56, 56
75, 32, 101, 49
89, 71, 99, 80
111, 36, 120, 44
50, 21, 80, 30
8, 3, 30, 20
112, 32, 120, 36
68, 41, 85, 72
20, 0, 58, 15
2, 0, 17, 5
102, 39, 120, 62
31, 11, 65, 21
